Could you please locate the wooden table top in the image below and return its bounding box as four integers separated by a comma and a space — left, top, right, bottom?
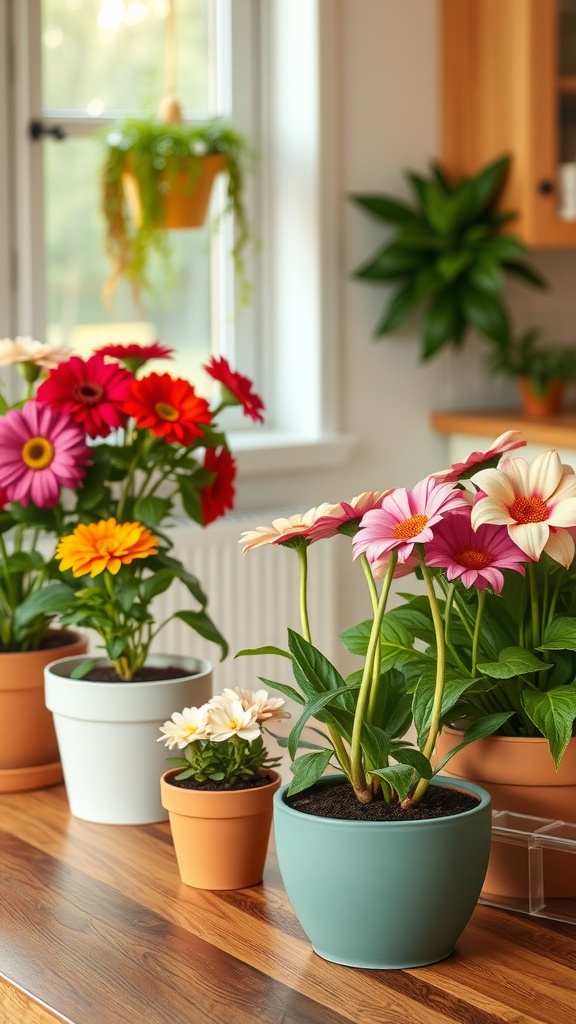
1, 784, 575, 1024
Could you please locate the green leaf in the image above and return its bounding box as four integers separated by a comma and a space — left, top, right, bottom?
392, 747, 433, 779
521, 686, 576, 769
256, 677, 305, 706
502, 260, 548, 289
539, 617, 576, 652
286, 750, 335, 796
458, 282, 510, 343
466, 256, 504, 296
354, 242, 427, 281
133, 495, 172, 528
458, 154, 510, 222
413, 674, 477, 742
236, 644, 291, 659
422, 289, 462, 359
350, 193, 422, 226
373, 280, 424, 336
477, 646, 551, 679
433, 714, 513, 773
13, 583, 76, 628
174, 609, 229, 660
436, 250, 473, 282
287, 685, 358, 760
369, 763, 415, 803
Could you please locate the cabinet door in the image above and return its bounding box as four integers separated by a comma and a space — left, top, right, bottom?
440, 0, 576, 248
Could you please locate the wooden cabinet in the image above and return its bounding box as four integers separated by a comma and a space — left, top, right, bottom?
440, 0, 576, 247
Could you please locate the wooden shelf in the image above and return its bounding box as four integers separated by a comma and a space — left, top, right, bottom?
431, 408, 576, 450
1, 784, 576, 1023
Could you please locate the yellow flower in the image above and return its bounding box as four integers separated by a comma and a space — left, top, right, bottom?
56, 518, 158, 577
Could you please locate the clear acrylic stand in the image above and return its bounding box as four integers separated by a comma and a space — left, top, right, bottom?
479, 811, 576, 925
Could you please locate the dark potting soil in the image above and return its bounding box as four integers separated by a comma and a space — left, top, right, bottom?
285, 781, 480, 822
81, 665, 193, 682
166, 773, 275, 792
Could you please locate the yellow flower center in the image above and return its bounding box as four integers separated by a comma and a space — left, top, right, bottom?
457, 547, 492, 570
508, 495, 549, 524
155, 401, 178, 422
22, 436, 54, 469
392, 513, 428, 540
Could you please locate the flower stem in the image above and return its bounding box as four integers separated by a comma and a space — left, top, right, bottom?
350, 551, 397, 802
406, 557, 445, 807
471, 589, 486, 676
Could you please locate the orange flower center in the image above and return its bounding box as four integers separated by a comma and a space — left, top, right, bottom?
155, 401, 179, 422
22, 436, 54, 469
508, 495, 549, 524
457, 547, 492, 570
74, 382, 104, 406
392, 513, 428, 540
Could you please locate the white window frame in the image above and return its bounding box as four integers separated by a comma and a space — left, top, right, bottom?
0, 0, 354, 474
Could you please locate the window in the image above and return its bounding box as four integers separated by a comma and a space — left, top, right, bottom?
0, 0, 351, 470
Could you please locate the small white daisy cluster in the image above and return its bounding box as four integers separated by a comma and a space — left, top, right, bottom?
159, 687, 288, 750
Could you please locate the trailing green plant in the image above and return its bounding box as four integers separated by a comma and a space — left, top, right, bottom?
487, 327, 576, 397
101, 116, 252, 305
351, 155, 547, 361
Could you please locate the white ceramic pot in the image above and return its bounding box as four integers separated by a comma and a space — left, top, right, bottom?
44, 653, 212, 825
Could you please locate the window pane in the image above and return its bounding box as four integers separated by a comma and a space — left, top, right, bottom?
42, 0, 213, 117
44, 137, 213, 381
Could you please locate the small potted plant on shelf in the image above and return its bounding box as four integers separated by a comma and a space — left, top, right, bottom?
237, 430, 576, 968
101, 114, 252, 304
159, 687, 288, 890
486, 326, 576, 416
0, 339, 265, 825
351, 154, 547, 360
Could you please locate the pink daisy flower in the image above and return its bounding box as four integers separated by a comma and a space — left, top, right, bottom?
96, 341, 174, 374
353, 477, 470, 564
239, 504, 338, 553
308, 491, 393, 541
426, 506, 526, 593
432, 431, 527, 483
0, 402, 91, 508
36, 353, 133, 438
471, 449, 576, 567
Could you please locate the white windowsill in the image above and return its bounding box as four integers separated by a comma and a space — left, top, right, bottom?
229, 430, 357, 474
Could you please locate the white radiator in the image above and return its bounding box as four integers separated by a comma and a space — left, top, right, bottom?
151, 511, 339, 694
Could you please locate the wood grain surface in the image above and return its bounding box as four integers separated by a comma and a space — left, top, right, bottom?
0, 784, 575, 1024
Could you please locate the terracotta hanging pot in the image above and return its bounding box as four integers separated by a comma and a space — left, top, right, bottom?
161, 768, 282, 889
122, 153, 228, 230
0, 629, 87, 793
518, 377, 564, 417
434, 728, 576, 899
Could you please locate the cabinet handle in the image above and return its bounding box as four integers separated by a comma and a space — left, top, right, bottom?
537, 179, 554, 194
29, 119, 66, 142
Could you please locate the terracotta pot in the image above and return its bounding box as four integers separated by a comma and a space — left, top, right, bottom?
45, 654, 213, 825
122, 153, 228, 230
161, 769, 282, 890
518, 377, 564, 417
0, 629, 87, 793
435, 728, 576, 899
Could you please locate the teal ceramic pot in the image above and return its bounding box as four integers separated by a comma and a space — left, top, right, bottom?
273, 775, 491, 969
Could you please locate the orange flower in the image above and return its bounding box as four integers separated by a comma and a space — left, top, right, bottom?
123, 373, 212, 446
56, 518, 158, 577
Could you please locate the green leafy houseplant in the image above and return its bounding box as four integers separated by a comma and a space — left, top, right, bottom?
239, 430, 576, 812
487, 327, 576, 399
101, 116, 252, 303
351, 155, 547, 361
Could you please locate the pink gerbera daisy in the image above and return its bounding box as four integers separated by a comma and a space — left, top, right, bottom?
0, 402, 91, 508
353, 477, 470, 564
204, 356, 265, 423
432, 431, 527, 483
239, 504, 338, 553
471, 449, 576, 567
308, 491, 393, 541
36, 353, 133, 438
426, 506, 526, 593
200, 447, 237, 526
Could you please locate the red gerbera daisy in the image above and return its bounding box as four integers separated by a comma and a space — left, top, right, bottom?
200, 447, 237, 525
36, 353, 133, 439
204, 356, 265, 423
97, 342, 174, 374
124, 373, 212, 446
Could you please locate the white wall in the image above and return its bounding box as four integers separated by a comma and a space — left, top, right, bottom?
233, 0, 576, 641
